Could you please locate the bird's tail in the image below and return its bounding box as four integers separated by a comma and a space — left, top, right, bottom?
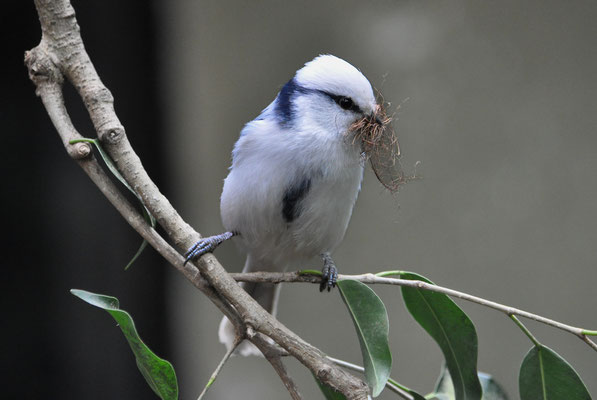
218, 254, 283, 356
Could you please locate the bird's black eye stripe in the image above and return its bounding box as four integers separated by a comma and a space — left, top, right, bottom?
319, 91, 363, 114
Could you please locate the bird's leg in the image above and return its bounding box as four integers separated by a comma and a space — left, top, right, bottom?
184, 231, 236, 265
320, 252, 338, 292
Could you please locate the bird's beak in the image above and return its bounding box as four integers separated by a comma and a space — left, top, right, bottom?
373, 114, 383, 126
367, 112, 383, 126
369, 104, 384, 126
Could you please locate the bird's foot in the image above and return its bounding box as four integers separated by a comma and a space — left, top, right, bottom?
184, 231, 235, 265
320, 253, 338, 292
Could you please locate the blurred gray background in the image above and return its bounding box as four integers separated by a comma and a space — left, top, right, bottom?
159, 1, 597, 398
6, 0, 596, 399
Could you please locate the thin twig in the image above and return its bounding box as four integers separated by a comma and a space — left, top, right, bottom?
230, 271, 597, 353
197, 337, 242, 400
267, 356, 302, 400
582, 336, 597, 352
257, 335, 303, 400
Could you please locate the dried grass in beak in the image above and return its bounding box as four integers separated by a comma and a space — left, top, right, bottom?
349, 102, 413, 193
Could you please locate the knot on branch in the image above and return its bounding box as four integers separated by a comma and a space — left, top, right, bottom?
99, 126, 125, 144
70, 141, 92, 159
246, 325, 257, 339
316, 365, 333, 382
24, 46, 64, 90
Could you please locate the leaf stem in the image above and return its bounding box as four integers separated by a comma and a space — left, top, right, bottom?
387, 377, 417, 395
298, 269, 322, 276
69, 138, 96, 144
509, 314, 542, 347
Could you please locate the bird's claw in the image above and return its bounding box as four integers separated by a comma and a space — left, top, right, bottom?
183, 232, 235, 265
320, 255, 338, 292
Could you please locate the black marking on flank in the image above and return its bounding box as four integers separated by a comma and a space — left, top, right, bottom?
282, 177, 311, 223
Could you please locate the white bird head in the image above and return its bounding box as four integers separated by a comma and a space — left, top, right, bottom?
272, 54, 379, 138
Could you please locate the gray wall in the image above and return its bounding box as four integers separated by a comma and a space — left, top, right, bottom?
158, 1, 597, 398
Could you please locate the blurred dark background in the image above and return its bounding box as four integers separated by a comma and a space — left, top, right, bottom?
3, 1, 167, 399
3, 1, 597, 399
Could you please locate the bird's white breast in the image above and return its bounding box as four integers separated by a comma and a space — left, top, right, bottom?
220, 117, 364, 267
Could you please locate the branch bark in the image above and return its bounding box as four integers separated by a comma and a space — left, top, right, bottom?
25, 0, 368, 398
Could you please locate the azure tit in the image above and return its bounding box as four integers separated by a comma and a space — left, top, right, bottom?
185, 54, 394, 356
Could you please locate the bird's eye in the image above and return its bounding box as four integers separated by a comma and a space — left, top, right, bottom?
322, 91, 363, 113
338, 96, 354, 111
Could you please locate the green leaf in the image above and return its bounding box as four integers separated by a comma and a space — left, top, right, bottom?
410, 391, 428, 400
124, 236, 149, 270
400, 272, 482, 400
71, 289, 178, 400
314, 374, 347, 400
433, 365, 509, 400
519, 345, 591, 400
70, 138, 156, 270
337, 280, 392, 397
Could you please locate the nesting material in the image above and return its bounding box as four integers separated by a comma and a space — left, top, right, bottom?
349, 102, 413, 193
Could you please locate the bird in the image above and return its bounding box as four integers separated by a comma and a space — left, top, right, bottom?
185, 54, 386, 356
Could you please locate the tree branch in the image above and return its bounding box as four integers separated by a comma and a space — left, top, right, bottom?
25, 0, 369, 398
257, 335, 303, 400
230, 271, 597, 352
